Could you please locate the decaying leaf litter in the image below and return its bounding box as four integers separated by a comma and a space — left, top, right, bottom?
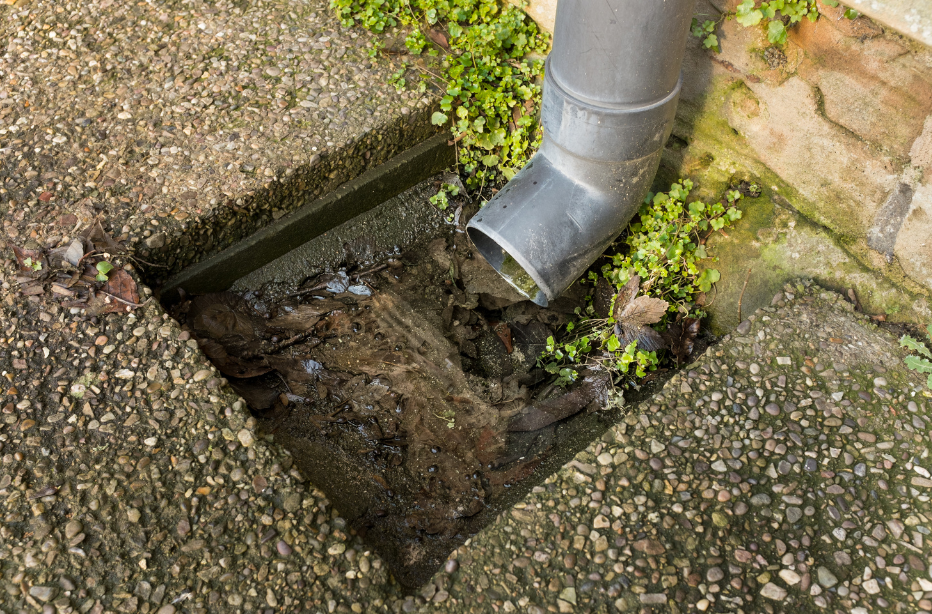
171, 202, 712, 586
6, 218, 145, 316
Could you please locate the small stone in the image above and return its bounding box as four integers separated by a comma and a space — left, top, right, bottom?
639, 594, 667, 605
765, 403, 780, 416
238, 429, 255, 447
779, 569, 801, 585
786, 507, 802, 523
776, 357, 791, 365
29, 586, 54, 602
276, 540, 292, 556
750, 493, 771, 506
193, 369, 212, 382
817, 566, 838, 587
597, 452, 613, 466
328, 543, 346, 555
706, 567, 724, 582
65, 520, 83, 539
737, 320, 751, 335
559, 587, 577, 605
633, 539, 665, 555
127, 508, 141, 523
760, 583, 787, 600
862, 578, 880, 594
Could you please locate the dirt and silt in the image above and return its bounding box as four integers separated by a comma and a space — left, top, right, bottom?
167, 184, 685, 588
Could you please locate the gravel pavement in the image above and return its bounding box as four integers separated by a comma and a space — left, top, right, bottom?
2, 1, 931, 613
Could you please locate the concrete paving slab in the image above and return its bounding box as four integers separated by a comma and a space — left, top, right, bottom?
0, 0, 442, 281
2, 1, 931, 613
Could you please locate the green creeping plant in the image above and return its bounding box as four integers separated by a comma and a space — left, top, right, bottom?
693, 0, 859, 50
540, 181, 743, 388
331, 0, 549, 188
900, 325, 932, 390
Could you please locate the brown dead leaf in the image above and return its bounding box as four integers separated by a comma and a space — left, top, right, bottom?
87, 269, 140, 315
11, 245, 46, 273
612, 275, 641, 321
267, 300, 346, 331
615, 322, 666, 352
189, 293, 262, 340
425, 27, 450, 51
619, 296, 669, 327
492, 321, 513, 354
662, 317, 701, 365
82, 219, 124, 254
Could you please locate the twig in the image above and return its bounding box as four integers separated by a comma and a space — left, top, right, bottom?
100, 292, 151, 309
285, 282, 329, 299
737, 267, 752, 322
126, 253, 170, 268
243, 330, 318, 359
411, 63, 448, 84
353, 263, 388, 279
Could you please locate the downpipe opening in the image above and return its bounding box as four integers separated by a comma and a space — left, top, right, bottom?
466, 0, 696, 304
466, 225, 549, 306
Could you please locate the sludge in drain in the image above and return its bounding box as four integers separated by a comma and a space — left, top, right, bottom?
165, 176, 626, 588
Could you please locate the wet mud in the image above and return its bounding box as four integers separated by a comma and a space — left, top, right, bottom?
172, 221, 626, 587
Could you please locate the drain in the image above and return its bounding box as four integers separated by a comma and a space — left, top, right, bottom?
159, 174, 645, 588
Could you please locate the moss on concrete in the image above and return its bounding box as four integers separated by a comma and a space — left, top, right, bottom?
702, 194, 930, 334
654, 75, 931, 332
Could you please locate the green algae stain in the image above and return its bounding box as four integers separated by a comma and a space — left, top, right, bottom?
500, 253, 540, 299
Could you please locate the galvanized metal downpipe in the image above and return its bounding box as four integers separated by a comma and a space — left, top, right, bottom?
466, 0, 696, 306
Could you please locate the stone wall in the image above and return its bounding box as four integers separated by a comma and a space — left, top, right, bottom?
516, 0, 932, 328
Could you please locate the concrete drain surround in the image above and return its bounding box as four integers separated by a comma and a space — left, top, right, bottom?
159, 169, 660, 589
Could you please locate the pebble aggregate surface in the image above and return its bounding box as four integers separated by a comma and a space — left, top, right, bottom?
1, 0, 931, 613
0, 0, 439, 279
425, 282, 932, 614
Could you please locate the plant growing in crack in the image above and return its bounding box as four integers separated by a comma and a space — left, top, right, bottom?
331, 0, 549, 189
900, 325, 932, 390
540, 180, 744, 388
692, 0, 860, 50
